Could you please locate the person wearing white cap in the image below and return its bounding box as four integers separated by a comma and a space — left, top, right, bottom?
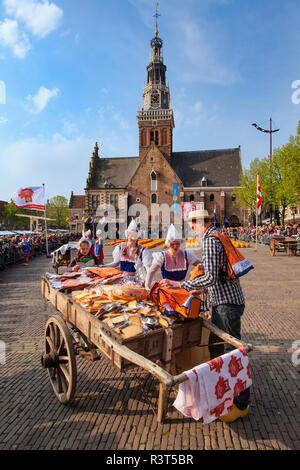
145, 224, 200, 289
94, 229, 104, 265
70, 237, 100, 272
102, 219, 152, 275
84, 229, 95, 254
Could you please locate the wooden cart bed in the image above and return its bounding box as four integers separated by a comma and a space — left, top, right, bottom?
41, 276, 252, 423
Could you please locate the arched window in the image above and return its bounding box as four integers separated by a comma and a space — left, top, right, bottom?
150, 130, 154, 142
189, 195, 194, 202
155, 131, 159, 145
151, 171, 157, 191
210, 194, 214, 202
151, 194, 157, 203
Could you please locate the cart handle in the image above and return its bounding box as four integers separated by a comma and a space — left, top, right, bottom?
202, 319, 253, 353
98, 320, 252, 389
172, 320, 253, 386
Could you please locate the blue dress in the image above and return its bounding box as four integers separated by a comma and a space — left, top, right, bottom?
119, 243, 145, 273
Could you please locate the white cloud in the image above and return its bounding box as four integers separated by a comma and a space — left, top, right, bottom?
26, 86, 59, 114
0, 116, 8, 125
0, 18, 30, 58
194, 101, 202, 113
4, 0, 63, 38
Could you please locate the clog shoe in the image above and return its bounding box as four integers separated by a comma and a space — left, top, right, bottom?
219, 404, 249, 423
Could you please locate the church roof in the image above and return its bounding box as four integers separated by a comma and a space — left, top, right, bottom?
91, 157, 140, 189
171, 148, 242, 187
87, 147, 242, 190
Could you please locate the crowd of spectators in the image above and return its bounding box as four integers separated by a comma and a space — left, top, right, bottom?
0, 232, 80, 271
224, 223, 300, 245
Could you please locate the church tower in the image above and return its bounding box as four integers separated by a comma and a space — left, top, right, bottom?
137, 4, 175, 163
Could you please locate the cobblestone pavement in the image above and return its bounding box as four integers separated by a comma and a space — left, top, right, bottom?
0, 244, 299, 450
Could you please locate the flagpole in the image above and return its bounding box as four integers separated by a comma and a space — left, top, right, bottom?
256, 205, 258, 252
255, 173, 258, 252
43, 184, 49, 257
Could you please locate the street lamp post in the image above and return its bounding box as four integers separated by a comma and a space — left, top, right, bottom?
252, 118, 280, 224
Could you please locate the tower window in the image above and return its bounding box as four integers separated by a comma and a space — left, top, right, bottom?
189, 195, 194, 202
151, 171, 157, 191
210, 194, 215, 202
151, 194, 157, 203
150, 130, 154, 142
155, 131, 159, 145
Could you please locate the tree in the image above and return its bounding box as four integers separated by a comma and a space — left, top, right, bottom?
234, 120, 300, 224
3, 200, 44, 229
233, 158, 272, 221
269, 122, 300, 223
47, 196, 69, 228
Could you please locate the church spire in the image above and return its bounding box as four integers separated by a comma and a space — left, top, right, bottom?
137, 4, 175, 163
154, 2, 160, 37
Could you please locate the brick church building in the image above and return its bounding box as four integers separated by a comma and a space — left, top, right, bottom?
70, 26, 244, 236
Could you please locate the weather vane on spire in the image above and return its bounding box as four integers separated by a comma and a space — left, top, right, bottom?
153, 2, 160, 37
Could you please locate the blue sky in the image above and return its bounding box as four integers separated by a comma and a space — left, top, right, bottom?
0, 0, 300, 202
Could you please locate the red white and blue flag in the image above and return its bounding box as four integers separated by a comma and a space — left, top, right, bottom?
12, 186, 45, 211
257, 173, 262, 216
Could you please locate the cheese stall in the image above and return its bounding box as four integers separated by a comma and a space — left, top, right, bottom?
41, 267, 252, 423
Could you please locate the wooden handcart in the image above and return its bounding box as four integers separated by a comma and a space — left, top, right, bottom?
270, 236, 298, 256
41, 277, 252, 423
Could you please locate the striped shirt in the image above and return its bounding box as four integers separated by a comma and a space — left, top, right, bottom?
181, 225, 245, 307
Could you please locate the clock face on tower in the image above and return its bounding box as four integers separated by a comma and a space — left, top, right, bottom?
151, 93, 160, 105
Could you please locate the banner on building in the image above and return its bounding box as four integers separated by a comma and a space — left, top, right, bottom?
173, 184, 178, 216
181, 202, 204, 220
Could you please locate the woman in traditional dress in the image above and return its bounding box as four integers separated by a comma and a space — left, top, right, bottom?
102, 219, 152, 276
145, 224, 201, 289
20, 237, 31, 266
70, 238, 100, 272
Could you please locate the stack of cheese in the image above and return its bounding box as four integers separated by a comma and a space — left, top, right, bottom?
143, 239, 166, 249
230, 240, 250, 248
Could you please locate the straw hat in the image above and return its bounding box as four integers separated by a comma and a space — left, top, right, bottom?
185, 209, 211, 221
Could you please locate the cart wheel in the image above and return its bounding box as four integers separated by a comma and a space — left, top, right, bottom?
41, 315, 77, 404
